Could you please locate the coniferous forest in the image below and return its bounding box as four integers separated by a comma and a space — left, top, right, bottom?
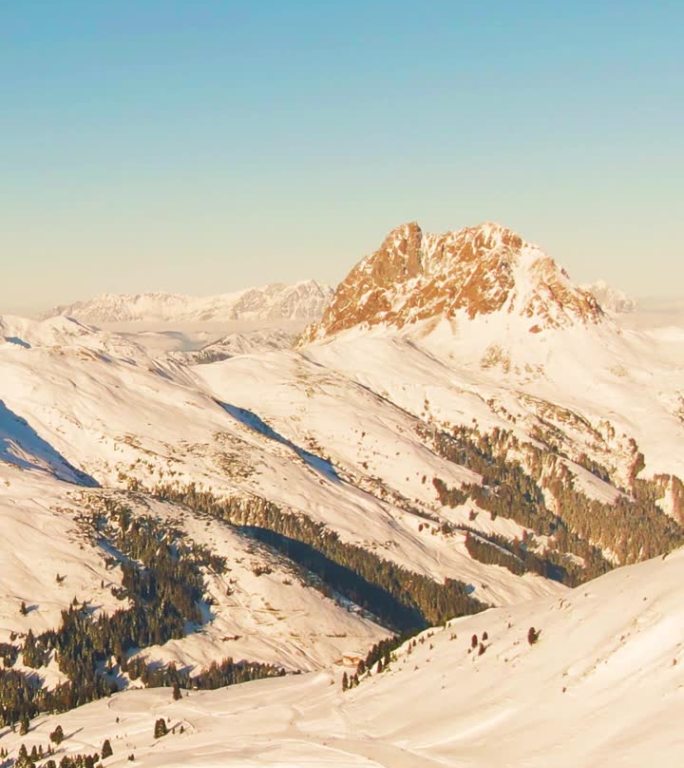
426, 424, 683, 579
152, 484, 487, 630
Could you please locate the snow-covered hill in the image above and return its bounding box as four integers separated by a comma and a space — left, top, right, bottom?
0, 312, 564, 608
44, 280, 333, 325
4, 547, 683, 767
0, 314, 145, 358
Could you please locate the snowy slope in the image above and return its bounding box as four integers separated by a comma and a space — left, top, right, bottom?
0, 463, 386, 675
0, 314, 146, 359
301, 316, 684, 482
0, 466, 124, 643
4, 547, 683, 767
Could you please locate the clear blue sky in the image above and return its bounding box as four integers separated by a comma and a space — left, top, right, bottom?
1, 1, 682, 311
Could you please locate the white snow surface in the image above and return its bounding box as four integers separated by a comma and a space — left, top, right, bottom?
170, 327, 298, 364
0, 464, 386, 674
301, 308, 684, 481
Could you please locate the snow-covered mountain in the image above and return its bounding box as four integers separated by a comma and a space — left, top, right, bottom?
1, 221, 682, 765
44, 280, 333, 325
0, 465, 385, 677
0, 313, 149, 360
298, 222, 683, 482
2, 224, 682, 610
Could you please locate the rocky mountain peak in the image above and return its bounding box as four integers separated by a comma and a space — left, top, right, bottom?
303, 222, 603, 342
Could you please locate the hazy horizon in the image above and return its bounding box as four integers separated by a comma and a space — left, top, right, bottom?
2, 2, 682, 311
7, 271, 684, 320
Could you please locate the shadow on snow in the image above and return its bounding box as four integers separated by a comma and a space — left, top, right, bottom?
217, 400, 340, 482
0, 400, 99, 487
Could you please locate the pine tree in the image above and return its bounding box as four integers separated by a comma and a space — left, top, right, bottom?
154, 718, 168, 738
341, 672, 348, 692
101, 739, 113, 759
172, 682, 182, 701
50, 724, 64, 745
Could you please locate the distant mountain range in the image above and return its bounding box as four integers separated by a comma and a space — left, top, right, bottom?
583, 279, 637, 314
43, 280, 333, 325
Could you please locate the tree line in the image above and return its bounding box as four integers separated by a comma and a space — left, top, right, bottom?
152, 483, 488, 630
